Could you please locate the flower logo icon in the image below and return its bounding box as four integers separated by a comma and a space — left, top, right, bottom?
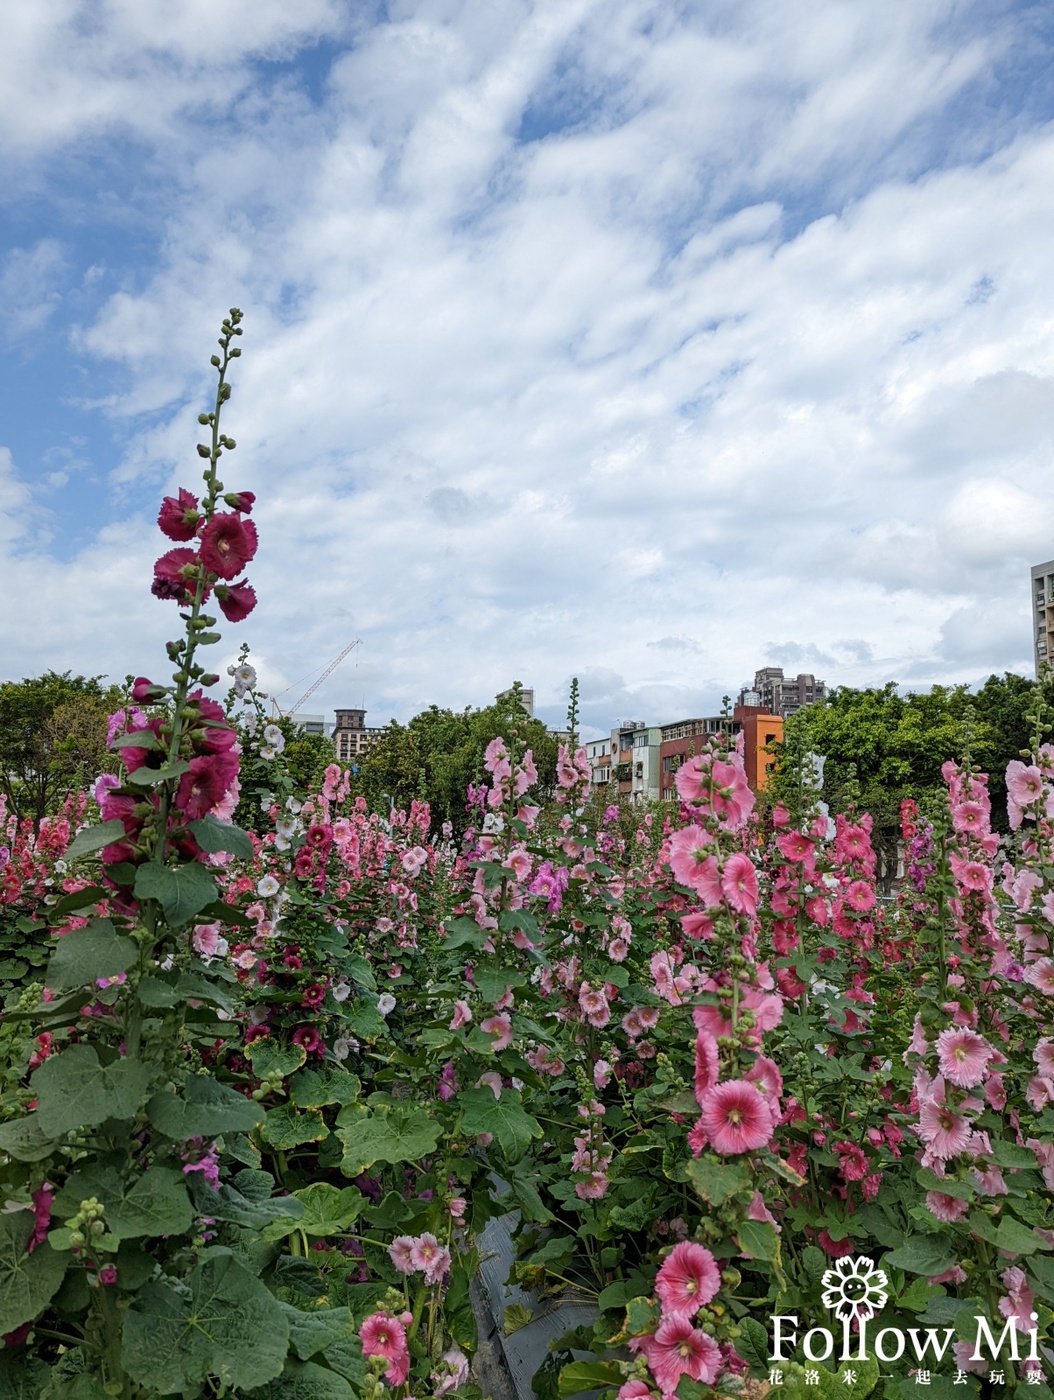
820, 1256, 889, 1323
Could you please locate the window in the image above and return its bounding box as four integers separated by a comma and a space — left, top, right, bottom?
635, 762, 643, 778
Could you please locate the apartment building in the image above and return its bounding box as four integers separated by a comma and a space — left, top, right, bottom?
740, 667, 826, 718
332, 708, 383, 764
1032, 560, 1054, 677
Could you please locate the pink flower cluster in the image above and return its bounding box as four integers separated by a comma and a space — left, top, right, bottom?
629, 1242, 724, 1397
359, 1309, 412, 1387
387, 1231, 452, 1285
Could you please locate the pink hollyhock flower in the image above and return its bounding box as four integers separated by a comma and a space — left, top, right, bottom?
721, 853, 758, 917
948, 854, 991, 892
925, 1190, 969, 1223
674, 756, 710, 804
745, 1056, 783, 1105
1024, 958, 1054, 994
1028, 1138, 1054, 1189
199, 512, 258, 580
192, 923, 225, 958
817, 1229, 854, 1259
410, 1233, 451, 1285
215, 579, 257, 622
616, 1383, 653, 1400
772, 804, 791, 826
998, 1267, 1036, 1332
694, 1032, 720, 1107
1007, 760, 1044, 807
388, 1236, 416, 1274
97, 1265, 118, 1286
26, 1184, 53, 1254
633, 1318, 722, 1392
917, 1101, 972, 1158
359, 1311, 410, 1386
175, 751, 240, 822
951, 1341, 988, 1375
1026, 1076, 1054, 1111
654, 1241, 721, 1318
843, 880, 876, 913
157, 488, 201, 541
936, 1027, 994, 1088
667, 828, 720, 903
748, 1190, 780, 1229
152, 547, 200, 602
832, 1141, 869, 1182
697, 1080, 774, 1155
480, 1012, 513, 1050
1034, 1038, 1054, 1076
401, 846, 429, 875
952, 800, 987, 834
575, 1171, 610, 1200
681, 911, 714, 940
579, 984, 611, 1028
449, 999, 472, 1029
776, 830, 815, 862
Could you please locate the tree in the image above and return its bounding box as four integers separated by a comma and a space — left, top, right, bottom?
0, 672, 120, 826
353, 686, 559, 831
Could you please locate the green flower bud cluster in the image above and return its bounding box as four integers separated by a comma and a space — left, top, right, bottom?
66, 1197, 106, 1249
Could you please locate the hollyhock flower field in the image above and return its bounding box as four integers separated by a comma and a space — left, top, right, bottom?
0, 316, 1052, 1399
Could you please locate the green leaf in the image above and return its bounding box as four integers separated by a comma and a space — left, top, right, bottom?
121, 1250, 290, 1393
343, 952, 376, 991
442, 917, 489, 950
64, 820, 127, 861
148, 1074, 263, 1138
991, 1140, 1039, 1170
279, 1303, 356, 1360
45, 918, 137, 992
47, 885, 106, 917
124, 759, 190, 786
883, 1237, 957, 1277
187, 1177, 303, 1232
261, 1104, 328, 1150
0, 1212, 68, 1335
246, 1040, 308, 1079
473, 966, 526, 1002
289, 1066, 360, 1109
972, 1211, 1048, 1256
737, 1316, 770, 1371
916, 1167, 974, 1199
624, 1296, 659, 1335
0, 1114, 58, 1163
336, 1108, 443, 1174
0, 1349, 50, 1399
342, 999, 386, 1038
53, 1165, 193, 1242
134, 861, 217, 924
137, 971, 235, 1013
684, 1156, 751, 1206
246, 1358, 357, 1400
736, 1218, 778, 1261
557, 1361, 623, 1397
32, 1045, 150, 1135
459, 1087, 542, 1161
291, 1184, 366, 1236
189, 815, 254, 859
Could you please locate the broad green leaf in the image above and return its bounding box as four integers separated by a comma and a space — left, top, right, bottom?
261, 1104, 328, 1150
337, 1108, 443, 1174
971, 1211, 1048, 1256
124, 759, 190, 786
32, 1045, 150, 1136
47, 885, 106, 917
64, 821, 127, 861
134, 861, 217, 924
684, 1156, 751, 1206
292, 1184, 365, 1236
121, 1250, 289, 1393
53, 1165, 192, 1242
916, 1167, 973, 1199
110, 730, 160, 750
187, 1177, 303, 1232
474, 966, 526, 1002
736, 1218, 778, 1261
279, 1303, 356, 1359
189, 815, 254, 859
45, 919, 137, 992
343, 952, 376, 991
0, 1213, 68, 1335
0, 1115, 58, 1163
459, 1087, 542, 1161
137, 972, 235, 1012
883, 1237, 957, 1277
342, 1000, 386, 1038
737, 1316, 770, 1371
0, 1349, 50, 1399
991, 1140, 1039, 1170
246, 1040, 307, 1079
442, 917, 489, 950
246, 1358, 357, 1400
558, 1361, 623, 1397
148, 1074, 263, 1138
289, 1066, 360, 1109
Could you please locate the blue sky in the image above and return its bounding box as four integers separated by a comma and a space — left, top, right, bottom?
2, 0, 1054, 737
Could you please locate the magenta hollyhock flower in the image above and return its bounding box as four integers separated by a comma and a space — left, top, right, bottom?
97, 1265, 118, 1286
215, 579, 257, 622
291, 1025, 323, 1054
832, 1140, 869, 1182
654, 1241, 721, 1318
936, 1027, 994, 1088
697, 1080, 774, 1155
843, 880, 876, 913
633, 1318, 722, 1393
917, 1100, 972, 1159
157, 488, 201, 541
359, 1311, 410, 1386
720, 853, 759, 916
199, 512, 258, 580
175, 751, 239, 822
151, 547, 200, 602
223, 490, 256, 512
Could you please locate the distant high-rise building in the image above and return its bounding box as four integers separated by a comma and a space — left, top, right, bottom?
332, 708, 383, 764
740, 667, 826, 718
1031, 560, 1054, 677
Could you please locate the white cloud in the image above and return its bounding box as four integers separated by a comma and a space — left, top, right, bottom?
0, 0, 1052, 729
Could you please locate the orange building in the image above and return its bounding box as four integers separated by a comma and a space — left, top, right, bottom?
734, 706, 783, 791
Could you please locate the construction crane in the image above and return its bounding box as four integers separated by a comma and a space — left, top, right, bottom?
271, 640, 362, 719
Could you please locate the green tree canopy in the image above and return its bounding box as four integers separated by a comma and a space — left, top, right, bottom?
0, 671, 121, 826
352, 685, 559, 832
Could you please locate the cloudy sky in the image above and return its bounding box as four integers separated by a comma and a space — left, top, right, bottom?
2, 0, 1053, 738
